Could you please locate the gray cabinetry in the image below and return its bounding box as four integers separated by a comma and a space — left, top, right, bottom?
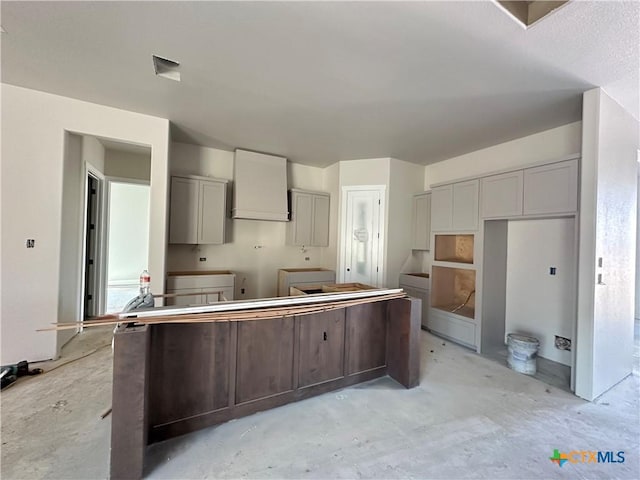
166, 272, 235, 305
481, 170, 524, 218
287, 189, 330, 247
169, 175, 227, 245
431, 180, 479, 232
277, 268, 336, 296
411, 192, 431, 250
399, 274, 430, 329
523, 159, 578, 215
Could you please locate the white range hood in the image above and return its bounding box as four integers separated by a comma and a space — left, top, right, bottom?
232, 149, 289, 221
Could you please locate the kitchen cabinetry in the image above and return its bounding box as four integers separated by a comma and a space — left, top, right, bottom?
399, 274, 430, 329
481, 170, 524, 218
298, 310, 346, 387
166, 271, 235, 306
277, 268, 336, 296
169, 175, 228, 245
287, 189, 330, 247
411, 192, 431, 250
431, 180, 479, 232
523, 159, 578, 215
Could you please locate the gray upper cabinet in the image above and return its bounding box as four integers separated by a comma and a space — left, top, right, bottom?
412, 192, 431, 250
287, 189, 330, 247
523, 159, 578, 215
431, 180, 479, 232
481, 170, 524, 218
169, 175, 227, 245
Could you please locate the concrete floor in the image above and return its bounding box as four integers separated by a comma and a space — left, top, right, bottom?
1, 325, 638, 479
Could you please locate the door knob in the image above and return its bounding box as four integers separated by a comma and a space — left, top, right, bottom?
346, 268, 350, 272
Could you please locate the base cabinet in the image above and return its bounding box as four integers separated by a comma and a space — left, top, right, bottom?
298, 310, 346, 387
399, 274, 430, 330
428, 308, 476, 349
166, 272, 235, 305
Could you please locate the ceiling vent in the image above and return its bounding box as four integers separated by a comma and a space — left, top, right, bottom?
496, 1, 570, 28
152, 55, 181, 81
232, 149, 289, 221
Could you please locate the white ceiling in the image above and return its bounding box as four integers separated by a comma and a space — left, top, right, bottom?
1, 1, 637, 167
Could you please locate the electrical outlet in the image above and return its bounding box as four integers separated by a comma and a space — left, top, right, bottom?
555, 335, 571, 351
26, 239, 35, 248
241, 288, 245, 294
199, 257, 207, 262
304, 256, 310, 261
549, 267, 556, 275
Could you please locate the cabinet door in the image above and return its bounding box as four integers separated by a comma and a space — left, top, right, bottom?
431, 185, 453, 232
199, 180, 226, 244
481, 171, 523, 218
452, 180, 479, 231
345, 303, 387, 375
311, 194, 330, 247
412, 193, 431, 250
291, 192, 313, 246
169, 177, 199, 244
401, 286, 428, 328
166, 288, 203, 306
298, 310, 345, 387
235, 318, 294, 404
523, 159, 578, 215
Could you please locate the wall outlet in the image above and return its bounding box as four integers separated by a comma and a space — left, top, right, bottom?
199, 257, 207, 262
304, 256, 310, 261
549, 267, 556, 275
555, 335, 571, 351
241, 288, 245, 294
26, 239, 35, 248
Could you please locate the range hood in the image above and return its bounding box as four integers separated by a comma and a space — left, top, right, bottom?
232, 149, 289, 221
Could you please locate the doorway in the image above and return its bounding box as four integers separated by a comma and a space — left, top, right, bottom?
83, 172, 102, 319
339, 186, 385, 286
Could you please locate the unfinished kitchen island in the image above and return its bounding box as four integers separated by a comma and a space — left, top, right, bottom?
110, 290, 420, 480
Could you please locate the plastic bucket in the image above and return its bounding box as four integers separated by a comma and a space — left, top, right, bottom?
507, 333, 539, 375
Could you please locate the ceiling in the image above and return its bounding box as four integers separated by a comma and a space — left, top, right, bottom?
1, 1, 637, 167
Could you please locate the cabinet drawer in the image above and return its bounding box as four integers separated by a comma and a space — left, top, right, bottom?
428, 309, 476, 348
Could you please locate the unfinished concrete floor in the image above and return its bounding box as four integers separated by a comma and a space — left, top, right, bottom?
2, 325, 638, 479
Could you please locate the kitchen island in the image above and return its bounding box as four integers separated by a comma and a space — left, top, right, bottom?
110, 291, 420, 480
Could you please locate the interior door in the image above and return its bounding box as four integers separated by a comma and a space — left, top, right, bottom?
343, 188, 382, 286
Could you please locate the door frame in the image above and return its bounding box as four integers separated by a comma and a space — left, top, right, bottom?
81, 164, 105, 320
338, 185, 386, 287
102, 176, 151, 313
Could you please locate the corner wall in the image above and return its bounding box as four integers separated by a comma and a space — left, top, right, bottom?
1, 84, 170, 363
576, 88, 639, 400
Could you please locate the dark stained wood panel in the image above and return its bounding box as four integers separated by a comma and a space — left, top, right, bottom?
386, 297, 421, 388
235, 317, 295, 404
346, 302, 387, 375
298, 310, 345, 387
148, 323, 230, 427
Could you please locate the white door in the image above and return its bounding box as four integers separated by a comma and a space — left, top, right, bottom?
341, 187, 384, 286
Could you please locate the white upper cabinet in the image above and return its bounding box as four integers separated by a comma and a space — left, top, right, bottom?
481, 170, 524, 218
452, 180, 479, 230
169, 175, 227, 245
432, 180, 479, 232
287, 189, 330, 247
431, 185, 453, 232
523, 159, 578, 215
411, 192, 431, 250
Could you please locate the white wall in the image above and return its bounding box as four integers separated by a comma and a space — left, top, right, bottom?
576, 88, 639, 400
424, 122, 582, 188
107, 183, 150, 283
1, 84, 170, 363
321, 162, 340, 272
387, 158, 425, 287
636, 166, 640, 320
167, 142, 325, 299
505, 218, 575, 366
105, 149, 151, 181
57, 133, 84, 353
82, 136, 105, 173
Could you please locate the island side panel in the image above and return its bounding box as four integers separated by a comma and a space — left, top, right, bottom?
110, 324, 150, 480
386, 297, 421, 388
345, 302, 387, 375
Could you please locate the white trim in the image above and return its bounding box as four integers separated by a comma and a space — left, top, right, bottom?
120, 288, 403, 319
338, 185, 386, 287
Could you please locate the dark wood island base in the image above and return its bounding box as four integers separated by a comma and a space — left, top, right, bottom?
110, 296, 420, 480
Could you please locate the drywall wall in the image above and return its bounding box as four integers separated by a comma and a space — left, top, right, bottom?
1, 84, 169, 363
505, 218, 575, 366
321, 162, 340, 272
82, 135, 105, 173
637, 167, 640, 320
576, 88, 639, 400
107, 182, 150, 283
167, 143, 326, 299
387, 158, 425, 287
57, 133, 84, 354
104, 149, 151, 181
424, 122, 582, 188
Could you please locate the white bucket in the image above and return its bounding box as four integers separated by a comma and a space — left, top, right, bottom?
507, 333, 539, 375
